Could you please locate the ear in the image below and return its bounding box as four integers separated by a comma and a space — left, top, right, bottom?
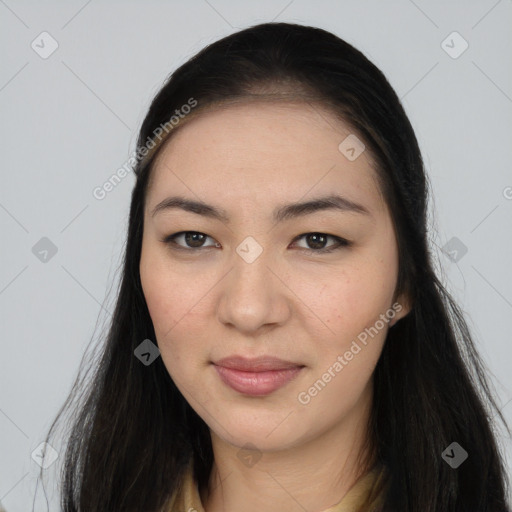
388, 292, 412, 327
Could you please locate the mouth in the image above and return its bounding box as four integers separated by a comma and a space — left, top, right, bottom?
212, 356, 305, 396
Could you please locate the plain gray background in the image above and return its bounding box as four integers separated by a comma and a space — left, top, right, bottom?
1, 0, 511, 510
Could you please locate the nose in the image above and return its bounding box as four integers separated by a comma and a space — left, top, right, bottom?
216, 249, 291, 335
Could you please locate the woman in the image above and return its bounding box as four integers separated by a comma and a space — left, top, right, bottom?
40, 22, 510, 511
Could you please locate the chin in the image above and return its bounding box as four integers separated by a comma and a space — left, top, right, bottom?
212, 415, 306, 452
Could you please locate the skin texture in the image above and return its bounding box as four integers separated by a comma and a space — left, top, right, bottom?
139, 101, 411, 512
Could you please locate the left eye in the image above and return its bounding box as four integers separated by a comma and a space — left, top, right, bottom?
161, 231, 350, 253
292, 233, 350, 253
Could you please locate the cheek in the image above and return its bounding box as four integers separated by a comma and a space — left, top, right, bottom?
140, 246, 187, 369
140, 244, 215, 387
313, 260, 398, 338
300, 244, 398, 393
140, 242, 201, 334
295, 267, 392, 419
140, 251, 173, 334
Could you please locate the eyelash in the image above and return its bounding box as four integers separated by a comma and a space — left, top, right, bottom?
160, 231, 351, 254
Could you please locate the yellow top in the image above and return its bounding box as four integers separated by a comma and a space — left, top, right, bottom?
167, 461, 388, 512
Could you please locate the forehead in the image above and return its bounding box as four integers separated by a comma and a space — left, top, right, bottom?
148, 101, 386, 217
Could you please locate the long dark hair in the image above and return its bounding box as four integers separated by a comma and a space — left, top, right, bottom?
39, 22, 510, 511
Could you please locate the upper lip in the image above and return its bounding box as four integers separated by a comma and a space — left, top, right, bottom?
213, 356, 304, 372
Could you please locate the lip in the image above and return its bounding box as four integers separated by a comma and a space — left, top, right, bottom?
214, 355, 302, 372
213, 356, 304, 396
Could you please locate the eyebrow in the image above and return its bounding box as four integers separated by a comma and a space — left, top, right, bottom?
151, 194, 372, 223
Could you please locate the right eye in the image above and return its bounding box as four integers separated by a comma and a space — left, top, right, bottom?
161, 231, 220, 251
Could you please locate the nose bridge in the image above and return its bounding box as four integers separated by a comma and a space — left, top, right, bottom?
236, 240, 270, 285
230, 237, 275, 302
217, 237, 288, 331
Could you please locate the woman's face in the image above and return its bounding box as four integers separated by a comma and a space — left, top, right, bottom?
140, 101, 410, 452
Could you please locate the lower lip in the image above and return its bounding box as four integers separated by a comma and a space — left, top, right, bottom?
213, 365, 303, 396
